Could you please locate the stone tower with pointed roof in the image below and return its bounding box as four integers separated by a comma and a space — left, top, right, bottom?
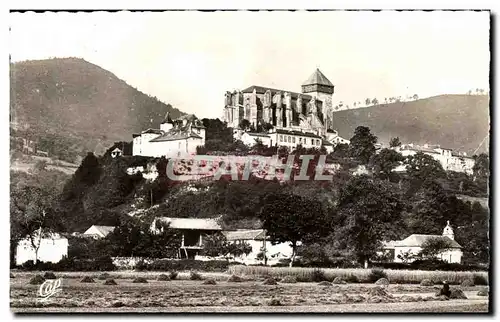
301, 68, 334, 130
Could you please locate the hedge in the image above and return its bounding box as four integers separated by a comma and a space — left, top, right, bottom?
144, 259, 233, 272
18, 256, 116, 272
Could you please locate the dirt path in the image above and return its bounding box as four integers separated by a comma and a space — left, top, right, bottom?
12, 299, 489, 313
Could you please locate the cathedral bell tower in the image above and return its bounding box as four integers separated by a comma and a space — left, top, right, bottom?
301, 68, 334, 130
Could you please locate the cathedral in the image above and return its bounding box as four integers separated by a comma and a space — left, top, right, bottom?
223, 69, 345, 150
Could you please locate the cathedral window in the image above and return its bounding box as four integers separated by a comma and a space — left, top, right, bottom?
287, 136, 291, 143
292, 137, 296, 143
279, 135, 283, 142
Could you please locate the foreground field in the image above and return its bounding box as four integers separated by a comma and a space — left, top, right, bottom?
10, 271, 489, 313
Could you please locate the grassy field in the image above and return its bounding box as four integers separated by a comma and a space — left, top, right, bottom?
228, 265, 489, 285
10, 271, 489, 313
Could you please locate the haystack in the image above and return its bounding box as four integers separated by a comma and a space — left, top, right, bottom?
420, 279, 433, 286
202, 278, 217, 285
29, 274, 46, 285
461, 279, 475, 287
157, 274, 170, 281
332, 277, 347, 284
104, 278, 117, 285
375, 278, 390, 285
132, 277, 148, 283
80, 276, 95, 283
43, 272, 57, 279
227, 274, 244, 282
281, 276, 297, 283
262, 277, 278, 285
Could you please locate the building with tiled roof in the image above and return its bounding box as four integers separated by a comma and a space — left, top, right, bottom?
383, 221, 463, 263
132, 113, 206, 158
151, 217, 222, 259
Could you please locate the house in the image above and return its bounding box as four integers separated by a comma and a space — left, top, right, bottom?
132, 113, 206, 158
151, 217, 222, 259
82, 225, 116, 239
395, 144, 475, 174
222, 229, 294, 265
240, 132, 272, 147
15, 233, 68, 266
383, 222, 463, 263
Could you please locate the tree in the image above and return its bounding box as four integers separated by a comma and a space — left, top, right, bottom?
405, 151, 446, 185
370, 148, 405, 180
239, 119, 251, 131
412, 94, 419, 100
348, 126, 378, 164
418, 237, 454, 259
371, 98, 379, 105
201, 232, 230, 257
10, 185, 62, 264
389, 137, 401, 148
332, 176, 405, 267
472, 153, 489, 179
258, 193, 330, 267
365, 98, 371, 106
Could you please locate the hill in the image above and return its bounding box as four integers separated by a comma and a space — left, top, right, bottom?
330, 94, 490, 155
10, 57, 184, 161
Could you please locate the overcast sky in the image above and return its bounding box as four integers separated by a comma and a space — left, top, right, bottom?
10, 10, 490, 118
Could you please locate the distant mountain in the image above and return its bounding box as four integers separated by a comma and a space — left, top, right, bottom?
330, 94, 490, 155
10, 57, 184, 160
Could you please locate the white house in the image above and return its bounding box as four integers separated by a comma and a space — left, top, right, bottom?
383, 222, 463, 264
82, 225, 116, 239
132, 113, 206, 158
396, 144, 475, 174
15, 233, 68, 265
222, 229, 294, 265
240, 132, 272, 147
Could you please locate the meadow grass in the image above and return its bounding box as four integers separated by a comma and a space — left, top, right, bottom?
227, 265, 488, 285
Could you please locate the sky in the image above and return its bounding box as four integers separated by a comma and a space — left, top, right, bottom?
9, 10, 490, 119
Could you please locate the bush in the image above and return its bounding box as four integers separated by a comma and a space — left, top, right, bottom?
169, 271, 179, 280
368, 269, 388, 283
190, 271, 203, 280
473, 274, 488, 285
345, 274, 359, 283
461, 279, 474, 287
18, 256, 116, 272
312, 269, 328, 282
262, 277, 278, 285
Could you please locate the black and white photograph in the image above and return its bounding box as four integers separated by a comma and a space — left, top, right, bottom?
8, 8, 491, 314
